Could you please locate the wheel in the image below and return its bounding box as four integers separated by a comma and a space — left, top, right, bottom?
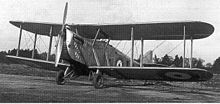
88, 71, 94, 81
93, 73, 104, 89
56, 70, 66, 85
115, 58, 124, 67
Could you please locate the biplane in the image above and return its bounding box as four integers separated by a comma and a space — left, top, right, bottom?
7, 3, 214, 89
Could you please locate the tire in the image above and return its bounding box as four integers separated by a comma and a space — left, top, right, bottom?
56, 70, 65, 85
115, 57, 124, 67
93, 74, 104, 89
88, 71, 94, 81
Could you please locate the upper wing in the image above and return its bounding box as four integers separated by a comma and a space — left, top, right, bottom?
72, 21, 214, 40
89, 66, 213, 82
10, 21, 62, 37
6, 55, 69, 71
10, 21, 214, 40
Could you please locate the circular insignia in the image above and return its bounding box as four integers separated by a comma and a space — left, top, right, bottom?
164, 72, 192, 80
116, 59, 123, 67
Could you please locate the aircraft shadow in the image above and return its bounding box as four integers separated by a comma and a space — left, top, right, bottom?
103, 81, 173, 89
64, 78, 177, 90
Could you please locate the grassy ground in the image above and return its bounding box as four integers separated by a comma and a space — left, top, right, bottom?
1, 59, 220, 103
0, 63, 56, 77
1, 62, 219, 90
0, 53, 56, 77
0, 52, 219, 91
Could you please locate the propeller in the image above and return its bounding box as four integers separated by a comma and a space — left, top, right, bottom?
55, 2, 68, 67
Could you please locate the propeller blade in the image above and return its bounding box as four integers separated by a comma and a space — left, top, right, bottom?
55, 2, 68, 67
61, 2, 68, 33
55, 34, 64, 67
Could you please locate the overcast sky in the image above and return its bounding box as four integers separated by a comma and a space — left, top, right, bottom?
0, 0, 220, 64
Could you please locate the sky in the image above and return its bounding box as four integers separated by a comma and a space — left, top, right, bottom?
0, 0, 220, 64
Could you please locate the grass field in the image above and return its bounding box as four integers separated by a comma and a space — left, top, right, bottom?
1, 61, 220, 102
0, 63, 56, 77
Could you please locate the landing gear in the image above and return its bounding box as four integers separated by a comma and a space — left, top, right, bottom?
88, 71, 95, 81
92, 71, 104, 89
56, 66, 78, 85
64, 66, 79, 80
56, 70, 65, 85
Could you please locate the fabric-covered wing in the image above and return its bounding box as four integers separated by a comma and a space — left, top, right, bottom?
70, 21, 214, 40
10, 21, 214, 40
6, 55, 69, 71
89, 66, 213, 82
10, 21, 62, 36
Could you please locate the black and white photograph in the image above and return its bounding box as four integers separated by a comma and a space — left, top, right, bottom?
0, 0, 219, 103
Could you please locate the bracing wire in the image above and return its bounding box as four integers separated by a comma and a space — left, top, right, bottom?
126, 41, 138, 55
115, 41, 122, 48
122, 41, 127, 52
26, 32, 41, 53
152, 40, 166, 51
26, 33, 33, 49
23, 32, 29, 49
166, 41, 183, 55
38, 36, 48, 52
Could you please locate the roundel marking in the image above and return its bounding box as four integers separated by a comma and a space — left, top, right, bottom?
116, 59, 123, 67
164, 72, 192, 80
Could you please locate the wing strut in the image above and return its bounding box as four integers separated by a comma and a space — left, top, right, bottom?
140, 37, 144, 67
16, 24, 23, 56
190, 36, 193, 69
130, 27, 134, 67
92, 29, 100, 46
92, 29, 101, 66
91, 29, 102, 74
46, 26, 53, 61
31, 33, 37, 58
183, 25, 186, 68
182, 25, 193, 68
105, 38, 111, 66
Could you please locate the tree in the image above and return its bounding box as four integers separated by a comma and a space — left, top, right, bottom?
205, 63, 212, 71
205, 63, 212, 68
154, 54, 159, 64
172, 55, 180, 67
196, 58, 205, 68
179, 56, 183, 67
7, 48, 17, 56
212, 57, 220, 74
191, 58, 198, 68
161, 54, 173, 66
0, 51, 9, 63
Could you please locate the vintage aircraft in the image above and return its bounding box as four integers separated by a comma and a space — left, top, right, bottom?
7, 2, 214, 89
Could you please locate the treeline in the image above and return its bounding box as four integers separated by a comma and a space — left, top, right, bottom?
153, 54, 220, 73
154, 54, 205, 68
212, 57, 220, 74
1, 48, 55, 61
1, 49, 220, 73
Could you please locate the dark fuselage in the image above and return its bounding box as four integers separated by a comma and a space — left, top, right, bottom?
60, 34, 139, 75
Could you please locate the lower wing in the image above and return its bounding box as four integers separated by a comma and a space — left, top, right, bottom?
89, 66, 213, 82
6, 55, 69, 71
6, 55, 213, 82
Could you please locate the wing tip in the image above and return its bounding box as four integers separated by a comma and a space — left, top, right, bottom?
195, 21, 215, 39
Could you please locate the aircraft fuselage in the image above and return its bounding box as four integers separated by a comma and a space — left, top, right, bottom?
60, 29, 139, 75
